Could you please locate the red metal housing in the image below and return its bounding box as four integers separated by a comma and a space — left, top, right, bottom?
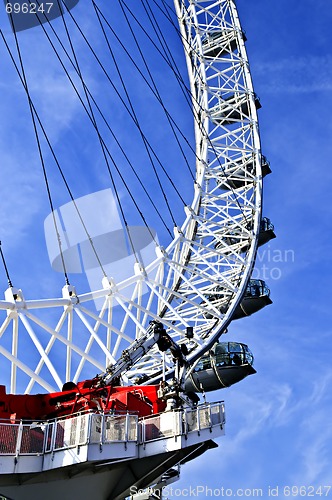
0, 380, 166, 422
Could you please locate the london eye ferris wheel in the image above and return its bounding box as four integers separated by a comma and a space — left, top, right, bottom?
0, 1, 277, 498
0, 0, 277, 431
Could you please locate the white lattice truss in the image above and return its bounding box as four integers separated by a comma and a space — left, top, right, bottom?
0, 0, 263, 394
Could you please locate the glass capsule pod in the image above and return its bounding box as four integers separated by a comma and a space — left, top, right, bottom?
204, 279, 272, 320
202, 28, 247, 58
185, 342, 256, 393
215, 217, 276, 253
232, 279, 272, 319
210, 92, 261, 126
217, 154, 271, 191
257, 217, 276, 247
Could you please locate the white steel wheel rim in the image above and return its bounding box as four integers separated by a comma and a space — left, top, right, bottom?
0, 0, 262, 394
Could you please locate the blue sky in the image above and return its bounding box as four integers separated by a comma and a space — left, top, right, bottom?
174, 1, 332, 497
0, 0, 331, 498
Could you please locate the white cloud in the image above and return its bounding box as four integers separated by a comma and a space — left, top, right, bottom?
254, 55, 332, 93
0, 2, 331, 496
290, 370, 332, 485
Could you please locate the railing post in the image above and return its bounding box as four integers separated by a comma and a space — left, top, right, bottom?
76, 414, 84, 449
15, 421, 23, 458
100, 413, 105, 449
50, 419, 57, 454
86, 412, 92, 444
197, 406, 201, 435
141, 417, 145, 446
183, 408, 188, 439
125, 413, 129, 442
42, 422, 48, 453
176, 409, 181, 437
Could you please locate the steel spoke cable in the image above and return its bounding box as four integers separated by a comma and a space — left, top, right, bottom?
55, 0, 140, 265
141, 0, 195, 122
93, 0, 177, 227
23, 1, 172, 240
138, 0, 194, 107
103, 0, 200, 170
65, 2, 191, 207
117, 0, 178, 227
0, 15, 71, 285
113, 0, 194, 119
2, 29, 139, 279
23, 1, 176, 238
121, 0, 194, 180
16, 2, 167, 247
150, 0, 252, 225
38, 0, 188, 230
3, 7, 112, 280
94, 2, 200, 178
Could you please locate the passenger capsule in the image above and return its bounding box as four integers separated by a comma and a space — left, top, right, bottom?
261, 155, 272, 177
217, 154, 271, 190
202, 29, 247, 58
215, 217, 276, 253
185, 341, 256, 393
232, 279, 272, 319
204, 279, 272, 320
257, 217, 276, 247
210, 92, 261, 126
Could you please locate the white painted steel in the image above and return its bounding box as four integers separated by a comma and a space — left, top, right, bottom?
0, 402, 225, 464
0, 0, 263, 393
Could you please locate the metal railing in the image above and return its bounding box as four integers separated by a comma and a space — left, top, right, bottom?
184, 403, 225, 433
0, 402, 225, 457
0, 421, 44, 455
140, 402, 225, 442
89, 414, 138, 444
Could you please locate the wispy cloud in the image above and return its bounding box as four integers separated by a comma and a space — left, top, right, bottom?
289, 370, 332, 485
0, 6, 96, 254
254, 55, 332, 93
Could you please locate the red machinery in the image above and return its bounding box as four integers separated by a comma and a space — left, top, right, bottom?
0, 322, 185, 423
0, 380, 166, 422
